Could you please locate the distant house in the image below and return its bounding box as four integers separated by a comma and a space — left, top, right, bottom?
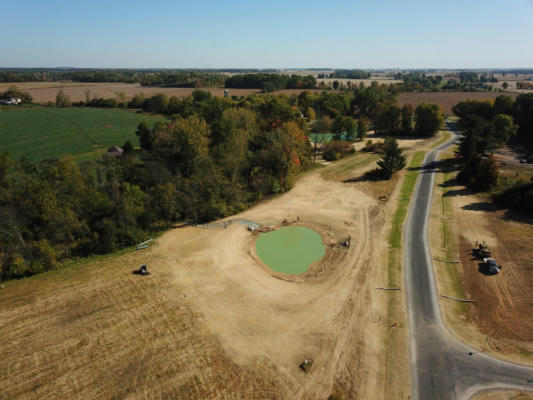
106, 145, 124, 158
0, 98, 22, 105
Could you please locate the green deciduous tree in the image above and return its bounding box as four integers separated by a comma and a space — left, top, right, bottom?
400, 104, 414, 135
55, 90, 71, 107
374, 101, 401, 135
414, 103, 443, 136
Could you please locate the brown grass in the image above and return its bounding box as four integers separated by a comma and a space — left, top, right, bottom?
429, 146, 533, 366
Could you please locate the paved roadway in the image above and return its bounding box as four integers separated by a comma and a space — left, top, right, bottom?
404, 125, 533, 399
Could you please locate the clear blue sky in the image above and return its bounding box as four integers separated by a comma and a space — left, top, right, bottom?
2, 0, 533, 69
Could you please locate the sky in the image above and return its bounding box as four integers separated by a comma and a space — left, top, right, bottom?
2, 0, 533, 69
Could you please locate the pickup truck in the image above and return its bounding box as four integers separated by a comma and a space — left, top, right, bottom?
483, 258, 501, 274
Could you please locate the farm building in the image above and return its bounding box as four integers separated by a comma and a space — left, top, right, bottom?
106, 145, 124, 158
0, 98, 22, 105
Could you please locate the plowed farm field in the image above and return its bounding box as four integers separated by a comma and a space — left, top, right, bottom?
397, 91, 518, 115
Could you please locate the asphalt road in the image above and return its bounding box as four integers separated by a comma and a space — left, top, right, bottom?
404, 125, 533, 399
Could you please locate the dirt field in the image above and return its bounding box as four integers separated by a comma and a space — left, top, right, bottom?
473, 390, 533, 400
0, 82, 264, 103
0, 149, 407, 399
397, 91, 519, 115
430, 146, 533, 365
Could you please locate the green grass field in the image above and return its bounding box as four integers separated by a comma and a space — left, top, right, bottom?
0, 106, 166, 162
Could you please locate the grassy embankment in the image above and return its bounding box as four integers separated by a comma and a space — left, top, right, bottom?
0, 106, 166, 163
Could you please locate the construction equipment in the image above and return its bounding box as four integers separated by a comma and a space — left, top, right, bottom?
136, 264, 150, 276
483, 258, 501, 274
473, 241, 491, 259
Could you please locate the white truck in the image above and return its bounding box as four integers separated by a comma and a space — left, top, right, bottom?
483, 258, 501, 274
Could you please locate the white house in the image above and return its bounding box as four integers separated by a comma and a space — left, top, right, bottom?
0, 98, 22, 105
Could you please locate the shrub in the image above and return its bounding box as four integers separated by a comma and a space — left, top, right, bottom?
323, 140, 353, 161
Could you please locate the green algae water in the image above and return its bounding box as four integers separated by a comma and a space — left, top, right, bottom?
255, 226, 325, 275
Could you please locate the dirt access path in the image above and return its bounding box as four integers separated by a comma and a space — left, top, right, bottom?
0, 149, 406, 399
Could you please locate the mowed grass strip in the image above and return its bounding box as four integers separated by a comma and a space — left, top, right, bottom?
0, 106, 166, 162
321, 151, 380, 179
390, 151, 426, 248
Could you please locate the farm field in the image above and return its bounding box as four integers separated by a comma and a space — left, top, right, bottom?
0, 106, 166, 162
429, 145, 533, 365
397, 91, 519, 115
0, 82, 264, 103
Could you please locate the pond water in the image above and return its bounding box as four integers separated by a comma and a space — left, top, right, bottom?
255, 226, 325, 275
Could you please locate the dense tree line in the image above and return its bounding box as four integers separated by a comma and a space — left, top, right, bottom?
453, 94, 533, 200
139, 72, 226, 87
516, 81, 533, 90
0, 91, 313, 281
330, 70, 371, 79
0, 69, 225, 88
225, 73, 316, 92
394, 72, 444, 91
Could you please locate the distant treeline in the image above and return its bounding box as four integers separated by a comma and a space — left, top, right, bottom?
517, 81, 533, 90
392, 71, 499, 92
317, 70, 371, 79
0, 69, 227, 88
225, 73, 317, 92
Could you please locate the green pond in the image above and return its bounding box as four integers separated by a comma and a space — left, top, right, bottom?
255, 226, 325, 275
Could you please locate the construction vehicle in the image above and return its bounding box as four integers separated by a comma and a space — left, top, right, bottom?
473, 241, 491, 259
483, 258, 501, 274
136, 264, 150, 275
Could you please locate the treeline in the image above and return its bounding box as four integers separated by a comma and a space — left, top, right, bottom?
317, 70, 370, 79
331, 70, 371, 79
516, 81, 533, 90
139, 72, 225, 87
453, 93, 533, 212
0, 91, 313, 281
392, 71, 500, 92
394, 72, 444, 91
225, 73, 317, 92
0, 69, 225, 88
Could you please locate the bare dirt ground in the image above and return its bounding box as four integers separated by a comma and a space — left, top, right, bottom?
430, 146, 533, 366
0, 82, 262, 103
473, 390, 533, 400
397, 92, 519, 115
0, 150, 405, 399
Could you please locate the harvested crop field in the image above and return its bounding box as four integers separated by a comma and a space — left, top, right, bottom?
0, 82, 315, 104
430, 147, 533, 365
0, 154, 398, 399
397, 91, 519, 115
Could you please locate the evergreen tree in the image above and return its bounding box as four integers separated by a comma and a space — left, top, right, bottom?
377, 137, 406, 179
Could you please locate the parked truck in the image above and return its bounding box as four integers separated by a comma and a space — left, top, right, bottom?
483, 257, 501, 274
